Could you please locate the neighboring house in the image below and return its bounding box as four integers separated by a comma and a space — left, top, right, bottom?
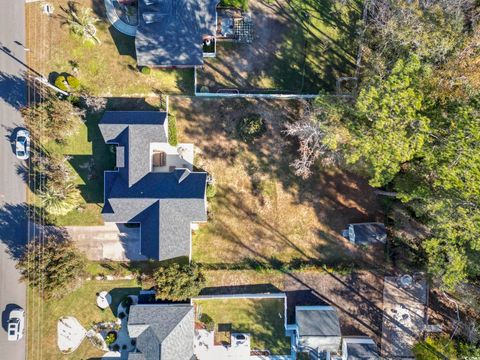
342, 337, 380, 360
342, 223, 387, 246
136, 0, 219, 67
127, 304, 195, 360
99, 110, 207, 261
294, 305, 342, 353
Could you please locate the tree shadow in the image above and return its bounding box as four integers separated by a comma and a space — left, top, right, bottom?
200, 283, 281, 296
107, 286, 142, 316
0, 203, 29, 259
0, 72, 25, 109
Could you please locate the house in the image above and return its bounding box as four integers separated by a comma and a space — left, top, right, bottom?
294, 305, 342, 353
135, 0, 219, 67
342, 223, 387, 245
127, 304, 195, 360
99, 110, 207, 261
342, 337, 380, 359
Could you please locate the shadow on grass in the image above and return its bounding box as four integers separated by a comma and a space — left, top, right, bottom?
200, 283, 281, 296
108, 26, 136, 58
107, 286, 141, 316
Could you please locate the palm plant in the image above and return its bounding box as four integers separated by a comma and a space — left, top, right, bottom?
39, 182, 82, 216
61, 2, 100, 44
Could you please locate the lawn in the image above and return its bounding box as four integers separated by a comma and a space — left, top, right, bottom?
26, 0, 194, 96
194, 297, 291, 354
44, 111, 115, 226
172, 97, 384, 269
27, 280, 140, 360
196, 0, 362, 93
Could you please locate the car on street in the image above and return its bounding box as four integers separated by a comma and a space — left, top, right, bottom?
7, 308, 25, 341
15, 129, 30, 160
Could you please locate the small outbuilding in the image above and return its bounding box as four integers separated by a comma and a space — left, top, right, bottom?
295, 305, 341, 352
342, 337, 380, 359
343, 223, 387, 245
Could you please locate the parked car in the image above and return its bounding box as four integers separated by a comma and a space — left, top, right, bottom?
15, 129, 30, 160
7, 308, 25, 341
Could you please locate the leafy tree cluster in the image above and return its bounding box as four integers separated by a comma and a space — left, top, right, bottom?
22, 93, 85, 217
152, 262, 205, 301
413, 335, 480, 360
286, 1, 480, 289
17, 234, 85, 298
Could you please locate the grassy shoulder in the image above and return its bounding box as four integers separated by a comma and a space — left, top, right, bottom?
26, 0, 193, 96
194, 297, 290, 354
27, 280, 140, 360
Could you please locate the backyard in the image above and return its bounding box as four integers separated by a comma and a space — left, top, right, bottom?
172, 97, 384, 269
26, 0, 193, 96
194, 297, 291, 354
197, 0, 362, 93
27, 280, 140, 360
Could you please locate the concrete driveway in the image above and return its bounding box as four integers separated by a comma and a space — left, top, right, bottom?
66, 223, 146, 261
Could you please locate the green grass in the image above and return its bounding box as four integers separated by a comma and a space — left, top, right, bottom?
45, 112, 115, 226
27, 0, 194, 96
194, 297, 291, 354
27, 280, 140, 360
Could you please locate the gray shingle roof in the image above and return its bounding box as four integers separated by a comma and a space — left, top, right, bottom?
345, 339, 380, 359
136, 0, 219, 66
296, 306, 341, 337
350, 223, 387, 245
128, 304, 195, 360
100, 111, 207, 260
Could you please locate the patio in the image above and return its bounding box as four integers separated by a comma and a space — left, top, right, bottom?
150, 142, 194, 172
195, 329, 252, 359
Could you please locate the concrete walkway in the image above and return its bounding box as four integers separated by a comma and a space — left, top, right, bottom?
67, 223, 146, 261
104, 0, 137, 37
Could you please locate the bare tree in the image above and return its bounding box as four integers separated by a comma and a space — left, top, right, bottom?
283, 103, 341, 179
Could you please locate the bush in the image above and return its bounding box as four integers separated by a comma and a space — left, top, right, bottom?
54, 75, 69, 92
112, 344, 120, 351
118, 312, 126, 319
141, 66, 151, 75
105, 331, 117, 346
413, 336, 480, 359
206, 183, 216, 199
66, 75, 80, 90
153, 262, 205, 301
168, 114, 178, 146
199, 313, 214, 331
237, 114, 266, 142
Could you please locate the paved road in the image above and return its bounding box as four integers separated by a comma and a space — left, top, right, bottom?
0, 0, 28, 359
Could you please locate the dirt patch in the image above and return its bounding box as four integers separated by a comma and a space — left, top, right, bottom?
196, 0, 361, 93
172, 96, 384, 268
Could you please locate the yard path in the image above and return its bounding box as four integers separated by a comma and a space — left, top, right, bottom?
66, 223, 146, 261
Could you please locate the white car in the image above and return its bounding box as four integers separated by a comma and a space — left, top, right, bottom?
15, 129, 30, 160
7, 308, 25, 341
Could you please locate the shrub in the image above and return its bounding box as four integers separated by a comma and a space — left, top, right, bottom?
54, 75, 69, 92
413, 336, 480, 359
199, 313, 214, 331
206, 183, 216, 199
153, 262, 205, 301
122, 344, 127, 350
168, 114, 178, 146
105, 331, 117, 346
112, 344, 120, 351
237, 114, 266, 142
66, 75, 80, 90
118, 312, 126, 319
141, 66, 151, 75
67, 94, 81, 106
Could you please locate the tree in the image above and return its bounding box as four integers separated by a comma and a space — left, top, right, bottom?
346, 55, 430, 186
39, 181, 82, 216
17, 234, 85, 298
152, 262, 205, 301
60, 2, 100, 44
22, 93, 85, 144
